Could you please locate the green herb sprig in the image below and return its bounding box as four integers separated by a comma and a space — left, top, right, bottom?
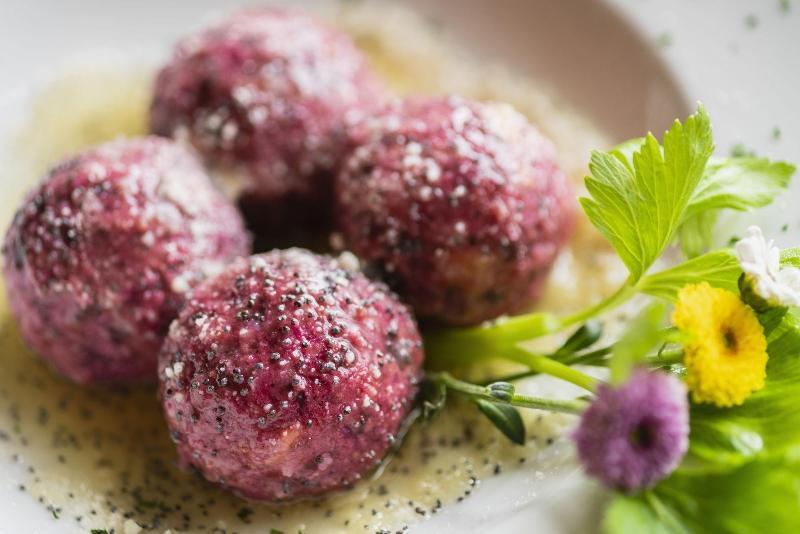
423, 104, 800, 532
425, 105, 794, 366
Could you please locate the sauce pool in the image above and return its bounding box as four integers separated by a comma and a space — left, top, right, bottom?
0, 4, 622, 532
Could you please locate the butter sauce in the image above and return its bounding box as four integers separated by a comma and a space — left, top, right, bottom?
0, 3, 621, 532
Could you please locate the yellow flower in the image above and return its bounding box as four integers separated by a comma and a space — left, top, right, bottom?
672, 282, 767, 407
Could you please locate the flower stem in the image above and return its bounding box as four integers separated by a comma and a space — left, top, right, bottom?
482, 345, 680, 385
483, 346, 612, 384
557, 282, 637, 330
431, 372, 587, 414
505, 347, 600, 392
510, 392, 587, 414
423, 282, 636, 367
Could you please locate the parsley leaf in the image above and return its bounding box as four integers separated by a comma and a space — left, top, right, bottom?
676, 210, 718, 259
637, 249, 741, 301
780, 246, 800, 268
678, 158, 795, 256
604, 493, 685, 534
637, 246, 800, 302
663, 459, 800, 533
686, 158, 794, 214
608, 137, 645, 170
580, 105, 713, 281
605, 459, 800, 534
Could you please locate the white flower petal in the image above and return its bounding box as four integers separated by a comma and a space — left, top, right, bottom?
777, 266, 800, 289
767, 241, 783, 277
735, 226, 768, 274
775, 268, 800, 306
735, 225, 800, 308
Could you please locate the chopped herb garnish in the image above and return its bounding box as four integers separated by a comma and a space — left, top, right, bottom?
237, 506, 254, 523
656, 32, 673, 47
731, 143, 756, 158
137, 498, 157, 509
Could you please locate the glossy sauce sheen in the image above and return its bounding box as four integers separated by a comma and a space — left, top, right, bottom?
0, 3, 621, 532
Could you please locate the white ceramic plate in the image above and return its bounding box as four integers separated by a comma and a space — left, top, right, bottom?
0, 1, 797, 533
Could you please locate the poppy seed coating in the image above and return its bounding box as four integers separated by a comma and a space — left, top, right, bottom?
159, 249, 424, 501
336, 96, 575, 325
150, 8, 388, 229
1, 137, 250, 384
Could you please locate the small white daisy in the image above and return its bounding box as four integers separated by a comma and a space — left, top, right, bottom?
735, 226, 800, 308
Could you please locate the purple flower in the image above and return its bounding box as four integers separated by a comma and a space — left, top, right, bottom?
573, 369, 689, 492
